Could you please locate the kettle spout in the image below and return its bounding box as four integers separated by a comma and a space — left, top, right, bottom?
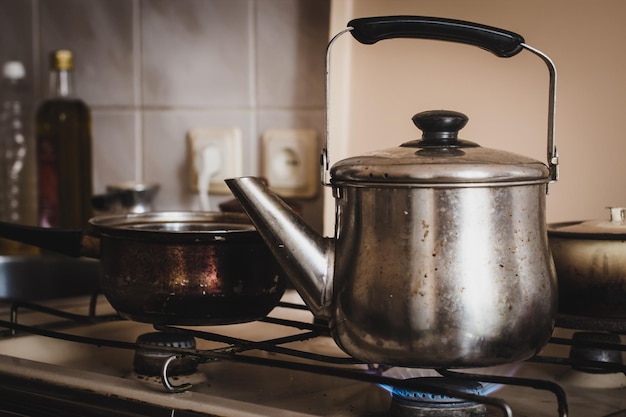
225, 177, 333, 320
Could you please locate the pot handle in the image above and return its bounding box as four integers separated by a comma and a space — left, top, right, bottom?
322, 16, 559, 190
0, 221, 92, 258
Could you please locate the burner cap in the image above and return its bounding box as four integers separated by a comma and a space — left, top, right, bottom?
389, 377, 487, 417
133, 331, 198, 376
570, 332, 623, 373
391, 377, 484, 403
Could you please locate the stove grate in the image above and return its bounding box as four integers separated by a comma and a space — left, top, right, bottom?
10, 297, 626, 417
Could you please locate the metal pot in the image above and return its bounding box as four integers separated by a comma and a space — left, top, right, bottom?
548, 207, 626, 318
0, 212, 286, 325
91, 182, 160, 215
225, 16, 560, 368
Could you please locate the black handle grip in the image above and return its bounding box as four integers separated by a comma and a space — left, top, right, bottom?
0, 221, 85, 257
348, 16, 525, 58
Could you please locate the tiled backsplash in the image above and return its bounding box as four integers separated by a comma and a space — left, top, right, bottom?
0, 0, 329, 232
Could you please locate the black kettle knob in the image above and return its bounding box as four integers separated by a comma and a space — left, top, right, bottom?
412, 110, 468, 145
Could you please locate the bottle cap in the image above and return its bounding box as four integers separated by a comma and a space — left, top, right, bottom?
51, 50, 73, 71
2, 61, 26, 80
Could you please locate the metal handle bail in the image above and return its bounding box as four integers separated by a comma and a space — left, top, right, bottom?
321, 17, 558, 192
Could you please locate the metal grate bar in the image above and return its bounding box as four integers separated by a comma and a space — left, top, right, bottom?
9, 300, 119, 324
528, 355, 626, 374
550, 336, 626, 352
439, 369, 568, 417
155, 324, 361, 365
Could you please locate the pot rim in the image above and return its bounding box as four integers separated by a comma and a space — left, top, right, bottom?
547, 207, 626, 240
89, 211, 261, 243
548, 221, 626, 240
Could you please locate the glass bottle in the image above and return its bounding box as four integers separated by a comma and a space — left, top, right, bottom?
36, 50, 93, 228
0, 61, 27, 223
0, 61, 39, 254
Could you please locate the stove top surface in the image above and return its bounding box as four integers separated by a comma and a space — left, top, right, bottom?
0, 290, 624, 417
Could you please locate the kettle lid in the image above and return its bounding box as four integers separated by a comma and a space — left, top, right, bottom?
330, 110, 550, 186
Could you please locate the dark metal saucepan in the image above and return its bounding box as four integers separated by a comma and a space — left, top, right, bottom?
0, 212, 286, 325
548, 207, 626, 318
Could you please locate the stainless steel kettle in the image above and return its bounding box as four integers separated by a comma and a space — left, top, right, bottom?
226, 16, 559, 368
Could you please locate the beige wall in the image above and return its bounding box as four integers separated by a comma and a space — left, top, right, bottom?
325, 0, 626, 234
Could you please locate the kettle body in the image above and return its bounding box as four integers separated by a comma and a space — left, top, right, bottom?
226, 15, 560, 368
331, 183, 556, 366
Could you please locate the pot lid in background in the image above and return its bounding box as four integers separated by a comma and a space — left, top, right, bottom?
330, 110, 550, 186
548, 207, 626, 239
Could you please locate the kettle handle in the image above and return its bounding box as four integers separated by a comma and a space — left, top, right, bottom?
348, 16, 525, 58
321, 16, 558, 190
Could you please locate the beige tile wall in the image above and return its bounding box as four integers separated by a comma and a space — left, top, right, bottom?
0, 0, 329, 232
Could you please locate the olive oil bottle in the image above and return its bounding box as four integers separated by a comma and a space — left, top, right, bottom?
36, 50, 92, 228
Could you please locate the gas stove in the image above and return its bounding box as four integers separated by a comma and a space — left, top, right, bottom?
0, 288, 625, 416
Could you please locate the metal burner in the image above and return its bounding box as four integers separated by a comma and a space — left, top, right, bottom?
389, 377, 487, 417
133, 331, 198, 376
556, 331, 626, 389
570, 332, 623, 373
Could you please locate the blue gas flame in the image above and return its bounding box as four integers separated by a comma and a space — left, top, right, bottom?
376, 363, 522, 397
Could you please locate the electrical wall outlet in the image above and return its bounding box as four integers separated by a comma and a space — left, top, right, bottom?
262, 128, 318, 198
187, 127, 242, 195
